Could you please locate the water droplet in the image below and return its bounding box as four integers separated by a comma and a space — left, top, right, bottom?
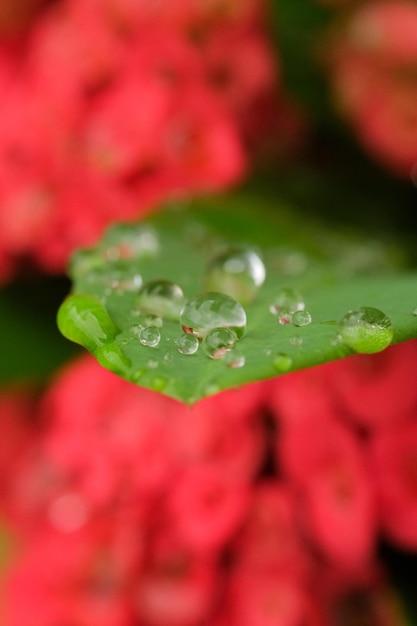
292, 310, 312, 327
273, 353, 293, 372
205, 247, 265, 304
176, 333, 199, 355
202, 328, 236, 360
269, 287, 305, 316
139, 326, 161, 347
102, 224, 159, 260
180, 292, 246, 339
136, 280, 184, 320
57, 294, 119, 351
147, 359, 159, 369
151, 377, 167, 391
412, 307, 417, 316
225, 349, 245, 368
289, 335, 303, 347
163, 352, 173, 363
143, 315, 163, 328
338, 307, 394, 354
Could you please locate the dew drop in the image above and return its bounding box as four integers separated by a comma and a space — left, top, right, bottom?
57, 294, 119, 351
136, 280, 185, 320
147, 359, 159, 369
338, 307, 394, 354
292, 310, 312, 327
139, 326, 161, 347
176, 333, 199, 355
180, 292, 246, 339
151, 377, 167, 391
202, 328, 236, 360
273, 353, 293, 372
205, 247, 265, 304
278, 312, 292, 325
225, 349, 245, 368
269, 287, 305, 316
289, 335, 303, 347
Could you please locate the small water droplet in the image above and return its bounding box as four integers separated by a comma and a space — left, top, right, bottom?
180, 292, 246, 339
205, 247, 265, 304
292, 310, 312, 327
136, 280, 184, 320
338, 307, 394, 354
151, 377, 167, 391
273, 353, 293, 372
289, 335, 303, 347
202, 328, 236, 360
412, 307, 417, 316
176, 333, 199, 355
143, 315, 163, 328
225, 349, 245, 368
147, 359, 159, 369
269, 287, 305, 316
163, 352, 173, 363
139, 326, 161, 347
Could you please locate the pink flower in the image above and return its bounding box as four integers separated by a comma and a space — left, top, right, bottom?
370, 421, 417, 550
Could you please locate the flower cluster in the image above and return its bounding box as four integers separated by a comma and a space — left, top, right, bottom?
0, 0, 279, 282
3, 339, 417, 625
326, 0, 417, 177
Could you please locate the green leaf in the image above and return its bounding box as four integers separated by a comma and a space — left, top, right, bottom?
57, 193, 417, 405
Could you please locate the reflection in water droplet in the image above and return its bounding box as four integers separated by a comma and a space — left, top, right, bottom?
180, 292, 246, 339
269, 287, 305, 316
338, 307, 393, 354
176, 333, 199, 355
292, 310, 312, 327
205, 248, 265, 304
273, 353, 293, 372
289, 335, 303, 347
136, 280, 184, 320
225, 349, 245, 368
139, 326, 161, 347
278, 312, 292, 325
202, 328, 236, 360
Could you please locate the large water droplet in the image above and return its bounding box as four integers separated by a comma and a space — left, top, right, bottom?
338, 307, 394, 354
273, 353, 293, 372
176, 333, 199, 355
57, 294, 119, 351
292, 310, 312, 327
202, 328, 236, 360
205, 248, 265, 304
136, 280, 184, 320
139, 326, 161, 347
269, 287, 305, 316
180, 292, 246, 339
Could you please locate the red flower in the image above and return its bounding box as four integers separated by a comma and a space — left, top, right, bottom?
327, 0, 417, 176
370, 421, 417, 550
